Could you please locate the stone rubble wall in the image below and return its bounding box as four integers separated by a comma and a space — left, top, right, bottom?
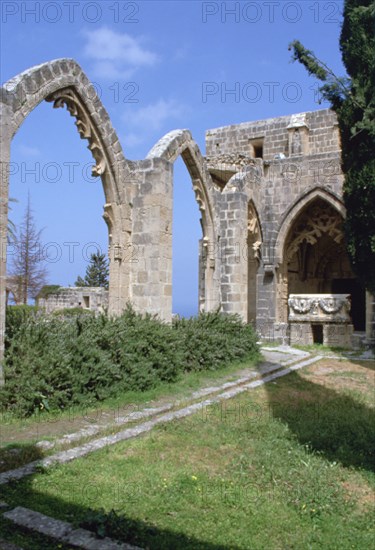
36, 287, 109, 314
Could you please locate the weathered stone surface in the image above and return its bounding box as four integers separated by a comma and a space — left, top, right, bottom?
1, 59, 374, 380
288, 293, 353, 347
35, 287, 109, 314
3, 507, 141, 549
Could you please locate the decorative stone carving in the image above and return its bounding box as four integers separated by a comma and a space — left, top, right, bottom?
248, 202, 262, 260
291, 129, 302, 154
281, 162, 301, 183
46, 88, 107, 177
287, 113, 309, 156
207, 154, 262, 187
286, 202, 344, 262
288, 294, 351, 323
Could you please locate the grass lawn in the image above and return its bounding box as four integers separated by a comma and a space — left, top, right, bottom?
1, 358, 374, 549
0, 355, 262, 467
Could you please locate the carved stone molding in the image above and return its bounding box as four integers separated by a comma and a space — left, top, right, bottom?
248, 202, 262, 260
46, 88, 107, 177
288, 293, 351, 323
286, 202, 344, 262
207, 154, 262, 187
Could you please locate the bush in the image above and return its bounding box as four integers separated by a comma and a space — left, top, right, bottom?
5, 305, 40, 349
173, 311, 259, 371
52, 307, 95, 317
0, 307, 259, 417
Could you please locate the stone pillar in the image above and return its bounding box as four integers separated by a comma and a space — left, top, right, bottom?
219, 190, 248, 320
0, 103, 13, 384
105, 201, 133, 316
131, 158, 173, 322
255, 234, 281, 341
198, 238, 206, 312
256, 267, 280, 341
199, 235, 220, 313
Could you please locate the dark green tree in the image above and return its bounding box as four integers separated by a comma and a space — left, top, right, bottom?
289, 0, 375, 292
75, 252, 109, 289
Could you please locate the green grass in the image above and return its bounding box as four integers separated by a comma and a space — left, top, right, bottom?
0, 356, 262, 472
1, 362, 374, 549
0, 355, 261, 431
0, 514, 75, 550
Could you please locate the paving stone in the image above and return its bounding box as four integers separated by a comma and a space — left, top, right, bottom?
0, 354, 322, 486
3, 507, 141, 550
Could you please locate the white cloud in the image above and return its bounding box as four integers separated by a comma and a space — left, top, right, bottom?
82, 27, 159, 79
121, 99, 188, 150
124, 99, 185, 133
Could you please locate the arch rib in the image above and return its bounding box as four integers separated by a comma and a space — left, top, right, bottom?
274, 187, 346, 266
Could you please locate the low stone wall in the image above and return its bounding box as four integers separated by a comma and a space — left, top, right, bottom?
36, 287, 109, 314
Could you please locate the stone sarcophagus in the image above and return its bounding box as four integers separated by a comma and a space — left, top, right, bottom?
288, 294, 353, 347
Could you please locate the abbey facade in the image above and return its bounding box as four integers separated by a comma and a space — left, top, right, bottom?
1, 59, 374, 381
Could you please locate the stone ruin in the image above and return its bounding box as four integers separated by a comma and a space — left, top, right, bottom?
288, 294, 353, 347
35, 286, 109, 315
1, 59, 374, 382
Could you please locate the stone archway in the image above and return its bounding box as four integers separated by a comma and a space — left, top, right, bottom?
147, 130, 220, 313
275, 194, 365, 331
0, 59, 133, 381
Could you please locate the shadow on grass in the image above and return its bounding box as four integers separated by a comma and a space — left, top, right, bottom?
262, 368, 375, 473
0, 443, 45, 474
0, 443, 239, 550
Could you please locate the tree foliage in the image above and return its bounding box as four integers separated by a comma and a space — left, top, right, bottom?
289, 0, 375, 291
8, 196, 48, 303
0, 308, 259, 417
75, 252, 109, 289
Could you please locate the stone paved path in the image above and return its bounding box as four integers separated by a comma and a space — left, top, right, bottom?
0, 348, 321, 485
2, 345, 372, 550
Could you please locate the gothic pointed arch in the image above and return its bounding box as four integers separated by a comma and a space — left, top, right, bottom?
147, 129, 219, 311
147, 129, 216, 242
2, 58, 129, 206
274, 187, 346, 266
0, 60, 134, 376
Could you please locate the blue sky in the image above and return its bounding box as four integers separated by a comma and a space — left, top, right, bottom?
1, 1, 346, 315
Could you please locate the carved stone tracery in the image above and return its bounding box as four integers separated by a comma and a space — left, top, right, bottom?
46, 88, 107, 177
286, 201, 344, 262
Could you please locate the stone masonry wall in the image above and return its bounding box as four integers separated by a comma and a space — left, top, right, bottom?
36, 287, 109, 314
1, 59, 374, 384
205, 109, 348, 338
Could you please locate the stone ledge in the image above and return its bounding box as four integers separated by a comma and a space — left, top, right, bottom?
3, 507, 141, 550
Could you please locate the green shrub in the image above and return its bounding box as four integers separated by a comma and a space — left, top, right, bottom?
5, 305, 40, 349
36, 285, 61, 300
52, 307, 95, 317
0, 307, 259, 417
173, 311, 259, 371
